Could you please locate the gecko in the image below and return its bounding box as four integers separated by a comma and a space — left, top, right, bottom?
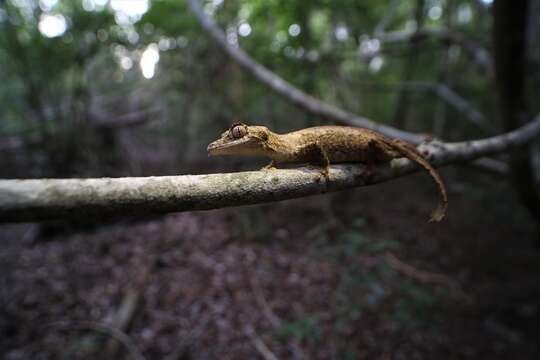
207, 122, 448, 221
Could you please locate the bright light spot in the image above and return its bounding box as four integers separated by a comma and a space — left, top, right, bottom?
369, 56, 384, 73
39, 0, 58, 11
404, 19, 417, 32
457, 4, 473, 24
140, 43, 159, 79
38, 13, 67, 38
288, 24, 301, 37
226, 25, 238, 46
359, 38, 380, 57
82, 0, 108, 11
127, 29, 139, 44
213, 0, 224, 7
283, 46, 295, 57
110, 0, 148, 17
82, 0, 95, 11
111, 0, 148, 24
428, 6, 442, 20
177, 36, 188, 48
238, 22, 252, 37
335, 24, 348, 41
97, 28, 108, 41
158, 37, 171, 51
120, 56, 133, 70
480, 0, 493, 5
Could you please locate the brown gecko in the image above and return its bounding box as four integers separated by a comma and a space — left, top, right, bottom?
207, 123, 447, 221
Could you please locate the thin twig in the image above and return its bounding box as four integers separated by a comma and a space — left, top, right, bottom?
244, 325, 280, 360
48, 320, 146, 360
106, 289, 141, 356
384, 252, 470, 302
245, 265, 306, 359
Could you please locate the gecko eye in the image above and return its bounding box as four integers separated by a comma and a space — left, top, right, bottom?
230, 124, 247, 139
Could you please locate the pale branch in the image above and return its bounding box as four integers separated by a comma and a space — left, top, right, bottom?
432, 84, 490, 131
1, 113, 539, 223
373, 0, 402, 37
399, 82, 491, 132
378, 28, 493, 74
186, 0, 424, 144
48, 321, 146, 360
92, 108, 162, 129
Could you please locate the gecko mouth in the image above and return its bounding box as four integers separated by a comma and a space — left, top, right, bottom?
207, 138, 251, 155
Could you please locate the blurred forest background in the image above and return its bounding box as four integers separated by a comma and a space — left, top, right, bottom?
1, 0, 540, 359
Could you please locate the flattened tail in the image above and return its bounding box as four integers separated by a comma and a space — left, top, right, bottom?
386, 139, 448, 222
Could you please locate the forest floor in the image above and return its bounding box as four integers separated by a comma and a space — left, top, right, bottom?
1, 170, 539, 359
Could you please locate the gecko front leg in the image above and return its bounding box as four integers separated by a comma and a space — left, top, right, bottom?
261, 160, 276, 170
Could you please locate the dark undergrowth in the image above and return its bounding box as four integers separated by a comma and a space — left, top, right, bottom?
1, 169, 539, 359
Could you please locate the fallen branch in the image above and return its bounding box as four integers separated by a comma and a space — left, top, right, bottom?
384, 253, 468, 300
244, 326, 279, 360
48, 321, 146, 360
1, 113, 538, 222
106, 289, 141, 356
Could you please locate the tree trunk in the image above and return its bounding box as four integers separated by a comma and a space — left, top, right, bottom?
493, 0, 540, 221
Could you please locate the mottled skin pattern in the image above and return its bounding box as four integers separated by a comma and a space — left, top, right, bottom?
208, 123, 448, 221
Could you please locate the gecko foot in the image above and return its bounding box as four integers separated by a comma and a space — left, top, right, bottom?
363, 163, 375, 181
261, 161, 276, 170
314, 166, 330, 183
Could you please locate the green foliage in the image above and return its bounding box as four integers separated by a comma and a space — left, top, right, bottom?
273, 314, 321, 343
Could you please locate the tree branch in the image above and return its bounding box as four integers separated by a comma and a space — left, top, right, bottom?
1, 113, 539, 223
399, 82, 491, 132
378, 28, 493, 74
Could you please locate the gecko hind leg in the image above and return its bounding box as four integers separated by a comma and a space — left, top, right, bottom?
364, 139, 379, 179
299, 142, 331, 182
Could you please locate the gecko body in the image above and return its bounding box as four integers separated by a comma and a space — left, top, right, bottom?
208, 123, 447, 221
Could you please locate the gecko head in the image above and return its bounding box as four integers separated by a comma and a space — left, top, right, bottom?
207, 122, 270, 156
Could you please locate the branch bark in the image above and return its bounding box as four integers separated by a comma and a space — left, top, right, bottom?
1, 113, 539, 223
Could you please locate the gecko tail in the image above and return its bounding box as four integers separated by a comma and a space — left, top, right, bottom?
387, 139, 448, 222
429, 202, 447, 222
